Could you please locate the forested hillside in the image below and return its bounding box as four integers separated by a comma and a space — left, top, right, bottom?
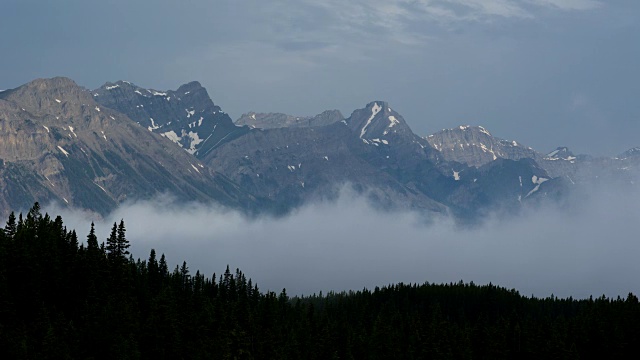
1, 204, 639, 359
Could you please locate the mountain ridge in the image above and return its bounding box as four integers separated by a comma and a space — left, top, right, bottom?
0, 76, 637, 219
0, 77, 259, 216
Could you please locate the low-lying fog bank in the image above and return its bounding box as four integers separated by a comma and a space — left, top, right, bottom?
44, 184, 640, 299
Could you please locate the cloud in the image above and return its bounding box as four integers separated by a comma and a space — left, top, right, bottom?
295, 0, 602, 33
527, 0, 603, 11
43, 182, 640, 299
226, 0, 605, 62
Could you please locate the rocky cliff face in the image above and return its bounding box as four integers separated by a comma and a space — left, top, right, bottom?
425, 125, 541, 167
346, 101, 417, 143
235, 110, 343, 129
93, 80, 248, 158
425, 126, 640, 188
204, 101, 558, 218
201, 121, 448, 214
1, 76, 616, 220
0, 77, 256, 216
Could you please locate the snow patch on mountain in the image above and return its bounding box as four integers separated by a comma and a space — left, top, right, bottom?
360, 102, 382, 139
388, 115, 399, 129
57, 146, 70, 157
186, 132, 203, 154
162, 131, 181, 143
526, 175, 549, 197
148, 118, 160, 131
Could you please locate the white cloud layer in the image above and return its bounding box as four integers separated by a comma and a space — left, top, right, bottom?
258, 0, 604, 49
528, 0, 603, 11
44, 182, 640, 299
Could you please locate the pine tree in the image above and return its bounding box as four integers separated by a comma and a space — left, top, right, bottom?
148, 249, 161, 294
116, 220, 129, 258
105, 220, 130, 264
4, 212, 16, 239
159, 254, 168, 277
180, 261, 190, 291
86, 222, 99, 253
106, 222, 118, 261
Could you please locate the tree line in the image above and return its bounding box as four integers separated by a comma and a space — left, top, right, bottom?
1, 203, 639, 359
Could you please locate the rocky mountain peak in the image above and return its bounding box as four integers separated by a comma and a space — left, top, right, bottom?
545, 147, 575, 160
0, 77, 95, 115
426, 125, 540, 168
346, 101, 412, 141
619, 147, 640, 159
0, 77, 257, 216
24, 77, 78, 90
93, 80, 247, 157
428, 125, 493, 141
235, 109, 343, 129
176, 81, 204, 94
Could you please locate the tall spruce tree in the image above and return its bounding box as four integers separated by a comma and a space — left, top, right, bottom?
4, 212, 16, 239
106, 222, 118, 262
116, 220, 129, 258
86, 222, 98, 253
106, 220, 130, 269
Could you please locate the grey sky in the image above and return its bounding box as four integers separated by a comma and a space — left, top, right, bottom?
1, 0, 638, 155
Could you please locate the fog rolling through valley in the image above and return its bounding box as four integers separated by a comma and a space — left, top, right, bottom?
47, 184, 640, 299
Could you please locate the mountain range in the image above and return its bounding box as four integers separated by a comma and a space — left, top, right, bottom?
0, 77, 637, 219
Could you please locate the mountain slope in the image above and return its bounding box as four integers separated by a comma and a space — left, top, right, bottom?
1, 76, 622, 220
0, 77, 256, 216
93, 80, 248, 158
201, 121, 448, 214
425, 125, 640, 187
426, 125, 540, 167
203, 101, 560, 218
235, 110, 343, 129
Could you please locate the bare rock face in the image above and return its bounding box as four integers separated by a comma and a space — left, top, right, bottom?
346, 101, 415, 142
539, 147, 639, 186
425, 125, 541, 167
204, 101, 561, 219
3, 77, 629, 221
424, 126, 640, 188
93, 80, 248, 158
235, 110, 343, 129
0, 77, 256, 216
202, 120, 448, 214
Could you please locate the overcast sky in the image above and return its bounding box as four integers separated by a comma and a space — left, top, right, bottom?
1, 0, 638, 155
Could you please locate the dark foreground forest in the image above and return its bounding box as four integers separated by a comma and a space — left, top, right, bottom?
1, 204, 639, 359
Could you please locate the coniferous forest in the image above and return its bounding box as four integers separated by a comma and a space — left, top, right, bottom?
1, 204, 640, 359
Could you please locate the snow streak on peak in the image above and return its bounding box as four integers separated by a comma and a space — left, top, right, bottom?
360, 102, 382, 139
478, 126, 491, 136
440, 125, 492, 137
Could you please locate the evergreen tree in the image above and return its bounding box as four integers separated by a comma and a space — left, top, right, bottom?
159, 253, 168, 277
105, 220, 129, 265
106, 222, 118, 261
116, 219, 129, 258
4, 212, 16, 239
86, 222, 98, 252
180, 261, 190, 291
